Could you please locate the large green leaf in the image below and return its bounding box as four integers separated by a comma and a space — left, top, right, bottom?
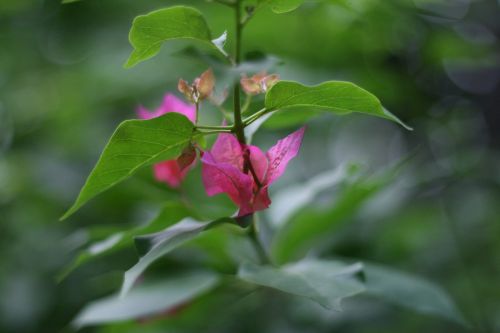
271, 176, 389, 264
58, 202, 191, 280
265, 81, 412, 130
74, 271, 219, 327
364, 263, 468, 325
61, 113, 194, 220
238, 259, 364, 310
125, 6, 224, 68
121, 217, 234, 296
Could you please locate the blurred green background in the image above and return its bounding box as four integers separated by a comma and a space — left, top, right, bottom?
1, 0, 499, 332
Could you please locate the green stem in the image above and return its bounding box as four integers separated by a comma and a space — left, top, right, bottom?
198, 129, 233, 135
232, 0, 245, 144
248, 216, 270, 265
243, 108, 270, 126
196, 125, 233, 131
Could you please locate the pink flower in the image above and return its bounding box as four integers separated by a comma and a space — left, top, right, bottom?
201, 127, 305, 217
137, 93, 197, 188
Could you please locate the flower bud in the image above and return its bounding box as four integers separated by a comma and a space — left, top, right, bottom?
240, 71, 280, 95
177, 68, 215, 103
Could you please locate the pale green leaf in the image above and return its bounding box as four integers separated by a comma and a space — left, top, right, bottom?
125, 6, 223, 68
265, 81, 412, 130
238, 259, 364, 310
364, 263, 468, 325
58, 202, 191, 280
121, 217, 234, 297
61, 113, 194, 220
74, 271, 219, 327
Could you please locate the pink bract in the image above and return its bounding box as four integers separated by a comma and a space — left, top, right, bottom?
137, 93, 196, 188
201, 127, 305, 216
137, 93, 196, 123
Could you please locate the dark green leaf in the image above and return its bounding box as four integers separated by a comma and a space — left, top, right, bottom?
74, 271, 219, 327
238, 259, 364, 310
125, 6, 224, 68
265, 81, 412, 130
364, 263, 468, 325
121, 217, 234, 296
61, 113, 194, 220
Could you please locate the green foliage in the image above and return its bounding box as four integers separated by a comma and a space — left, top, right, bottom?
238, 259, 364, 310
265, 80, 412, 130
121, 217, 234, 296
260, 0, 305, 13
364, 263, 468, 325
74, 271, 219, 327
58, 202, 191, 280
125, 6, 224, 68
271, 175, 391, 264
62, 113, 194, 219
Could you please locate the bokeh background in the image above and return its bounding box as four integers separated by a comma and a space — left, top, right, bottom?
1, 0, 499, 332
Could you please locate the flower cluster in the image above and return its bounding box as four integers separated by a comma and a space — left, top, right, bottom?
136, 69, 304, 217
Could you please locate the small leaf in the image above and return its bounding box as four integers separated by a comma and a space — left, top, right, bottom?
125, 6, 224, 68
121, 217, 233, 296
61, 113, 194, 220
238, 259, 364, 310
265, 81, 412, 130
364, 263, 468, 325
73, 271, 219, 327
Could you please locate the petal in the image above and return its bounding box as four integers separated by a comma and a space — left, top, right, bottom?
265, 127, 305, 185
210, 133, 244, 170
201, 152, 253, 210
136, 105, 155, 120
246, 145, 268, 185
160, 93, 196, 123
153, 160, 187, 188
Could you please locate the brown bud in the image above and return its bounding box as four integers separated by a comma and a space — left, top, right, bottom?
196, 68, 215, 100
176, 145, 196, 171
178, 79, 195, 103
240, 71, 280, 95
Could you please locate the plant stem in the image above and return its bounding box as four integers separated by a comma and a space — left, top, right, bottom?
248, 216, 270, 265
232, 0, 246, 144
229, 0, 270, 264
196, 125, 233, 131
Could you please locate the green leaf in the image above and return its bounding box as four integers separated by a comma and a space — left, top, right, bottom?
125, 6, 224, 68
364, 263, 468, 325
271, 175, 390, 264
74, 271, 219, 327
238, 259, 364, 310
61, 113, 194, 220
265, 81, 412, 130
121, 217, 234, 296
58, 202, 191, 281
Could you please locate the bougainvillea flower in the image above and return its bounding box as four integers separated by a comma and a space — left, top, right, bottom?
201, 127, 305, 216
178, 68, 215, 103
137, 93, 196, 188
240, 71, 280, 95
